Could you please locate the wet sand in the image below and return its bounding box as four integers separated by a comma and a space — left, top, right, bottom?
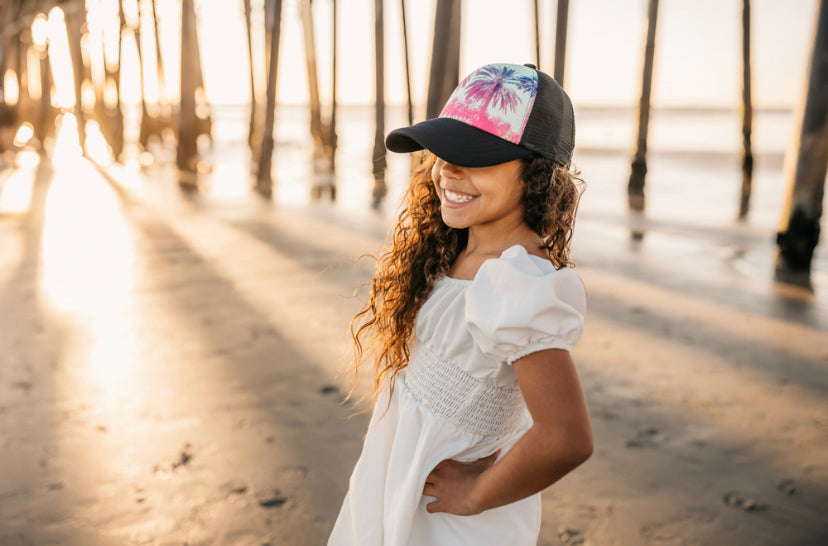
1, 130, 827, 545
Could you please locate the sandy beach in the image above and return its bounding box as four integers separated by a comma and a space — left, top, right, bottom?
1, 104, 827, 545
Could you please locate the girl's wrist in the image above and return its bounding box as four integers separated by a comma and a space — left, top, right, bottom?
466, 475, 491, 515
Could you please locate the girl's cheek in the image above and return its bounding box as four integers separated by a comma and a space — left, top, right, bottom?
431, 164, 441, 186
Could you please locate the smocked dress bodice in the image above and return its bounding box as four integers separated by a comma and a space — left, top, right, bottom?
329, 245, 586, 546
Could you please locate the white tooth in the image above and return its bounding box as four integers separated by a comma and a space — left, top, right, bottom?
444, 189, 473, 203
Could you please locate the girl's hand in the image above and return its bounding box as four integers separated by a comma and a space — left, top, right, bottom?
422, 450, 501, 516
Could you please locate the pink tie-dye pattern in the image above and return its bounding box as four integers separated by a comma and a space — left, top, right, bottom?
441, 99, 519, 143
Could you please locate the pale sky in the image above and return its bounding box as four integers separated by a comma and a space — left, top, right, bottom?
134, 0, 818, 108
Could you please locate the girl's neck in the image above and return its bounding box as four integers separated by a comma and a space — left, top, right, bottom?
448, 223, 545, 281
464, 222, 542, 258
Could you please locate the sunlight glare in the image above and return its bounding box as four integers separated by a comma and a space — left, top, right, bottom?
138, 151, 154, 167
31, 14, 49, 51
51, 113, 83, 164
100, 2, 121, 73
13, 123, 35, 147
86, 2, 106, 92
206, 162, 250, 198
195, 87, 209, 119
80, 32, 91, 69
122, 0, 139, 28
3, 70, 19, 105
26, 48, 42, 101
41, 114, 136, 316
0, 170, 35, 213
0, 150, 38, 213
16, 149, 41, 170
88, 319, 141, 393
81, 79, 96, 112
104, 77, 118, 107
136, 1, 160, 106
47, 6, 77, 108
48, 6, 65, 22
118, 29, 141, 105
85, 120, 113, 165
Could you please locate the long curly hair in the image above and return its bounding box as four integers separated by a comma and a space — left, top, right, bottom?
350, 152, 584, 403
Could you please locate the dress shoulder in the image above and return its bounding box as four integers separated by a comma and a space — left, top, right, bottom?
465, 245, 586, 364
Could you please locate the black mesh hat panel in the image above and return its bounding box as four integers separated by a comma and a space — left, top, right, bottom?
519, 71, 575, 166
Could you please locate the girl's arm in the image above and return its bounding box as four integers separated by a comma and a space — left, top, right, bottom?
422, 348, 593, 515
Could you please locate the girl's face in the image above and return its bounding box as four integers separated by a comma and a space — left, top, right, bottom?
431, 156, 526, 231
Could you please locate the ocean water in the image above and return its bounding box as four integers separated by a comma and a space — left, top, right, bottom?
194, 104, 803, 225
124, 102, 826, 287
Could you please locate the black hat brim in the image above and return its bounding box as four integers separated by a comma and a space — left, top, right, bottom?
385, 118, 533, 168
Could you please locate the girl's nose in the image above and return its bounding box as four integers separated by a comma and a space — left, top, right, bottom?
440, 160, 463, 178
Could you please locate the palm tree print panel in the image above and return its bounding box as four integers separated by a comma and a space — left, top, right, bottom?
439, 64, 538, 144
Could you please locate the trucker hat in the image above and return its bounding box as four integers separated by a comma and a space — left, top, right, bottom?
386, 62, 575, 167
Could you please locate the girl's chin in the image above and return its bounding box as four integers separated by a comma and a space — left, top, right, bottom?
440, 213, 470, 230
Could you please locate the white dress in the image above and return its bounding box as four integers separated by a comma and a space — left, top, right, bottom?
329, 245, 586, 546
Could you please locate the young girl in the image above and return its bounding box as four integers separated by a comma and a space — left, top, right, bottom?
329, 63, 592, 545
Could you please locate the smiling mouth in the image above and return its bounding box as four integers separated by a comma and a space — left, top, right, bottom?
442, 188, 477, 204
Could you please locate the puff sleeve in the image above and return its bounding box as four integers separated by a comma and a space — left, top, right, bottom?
466, 245, 586, 364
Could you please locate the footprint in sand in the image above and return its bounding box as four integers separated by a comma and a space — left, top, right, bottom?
171, 443, 193, 469
626, 426, 663, 448
640, 507, 717, 541
557, 527, 585, 545
777, 479, 797, 495
258, 489, 289, 508
723, 491, 768, 512
224, 480, 248, 496
11, 381, 33, 392
152, 442, 194, 474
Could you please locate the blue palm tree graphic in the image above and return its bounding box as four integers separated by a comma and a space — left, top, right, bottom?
464, 65, 535, 114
